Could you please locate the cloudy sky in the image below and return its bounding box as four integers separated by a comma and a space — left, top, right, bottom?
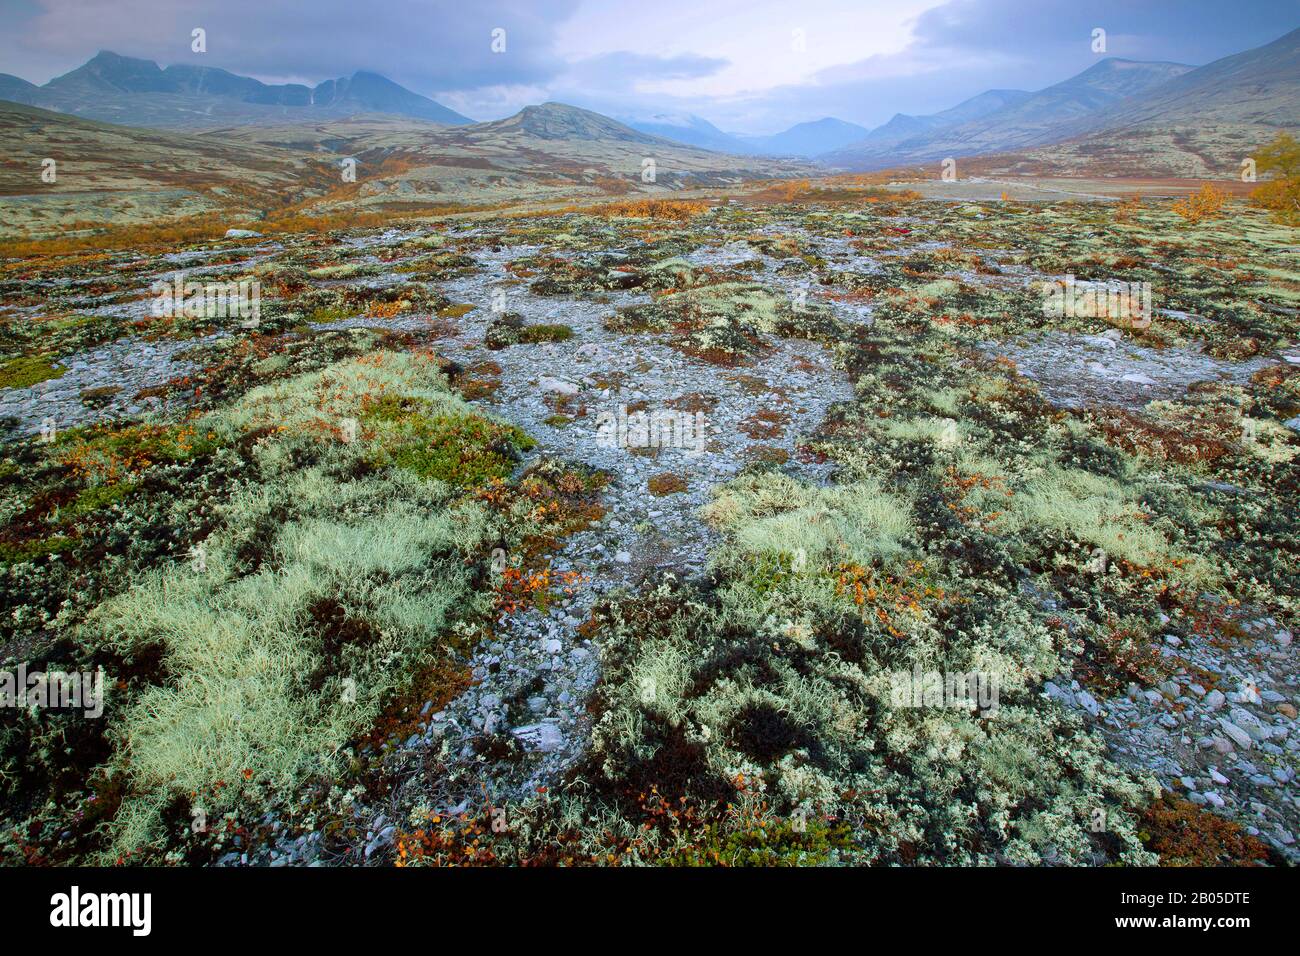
1, 0, 1296, 132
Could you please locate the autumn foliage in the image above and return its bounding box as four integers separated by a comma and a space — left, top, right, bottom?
1171, 183, 1229, 223
1251, 131, 1300, 225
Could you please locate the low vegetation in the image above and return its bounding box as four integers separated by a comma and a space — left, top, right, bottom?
2, 181, 1296, 867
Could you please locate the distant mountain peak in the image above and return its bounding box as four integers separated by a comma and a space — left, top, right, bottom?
13, 50, 471, 127
492, 102, 659, 143
823, 53, 1200, 169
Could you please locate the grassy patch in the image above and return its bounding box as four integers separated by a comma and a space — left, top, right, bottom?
0, 354, 66, 390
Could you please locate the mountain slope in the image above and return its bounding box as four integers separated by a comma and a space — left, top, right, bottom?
622, 113, 755, 153
1002, 26, 1300, 179
2, 51, 473, 128
748, 118, 872, 157
483, 102, 665, 143
1087, 25, 1300, 130
824, 58, 1193, 169
0, 99, 336, 236
844, 89, 1032, 152
0, 74, 39, 103
306, 71, 470, 124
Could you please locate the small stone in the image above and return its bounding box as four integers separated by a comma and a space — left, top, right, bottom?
1205, 689, 1227, 711
1218, 719, 1253, 750
539, 376, 579, 396
614, 550, 632, 564
1230, 707, 1270, 741
512, 722, 564, 752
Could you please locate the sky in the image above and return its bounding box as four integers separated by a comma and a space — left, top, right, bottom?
0, 0, 1296, 133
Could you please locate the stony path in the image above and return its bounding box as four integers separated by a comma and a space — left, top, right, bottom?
338, 241, 859, 827
1049, 612, 1299, 861
990, 330, 1279, 410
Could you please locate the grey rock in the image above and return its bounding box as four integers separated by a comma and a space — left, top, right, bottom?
1218, 719, 1253, 750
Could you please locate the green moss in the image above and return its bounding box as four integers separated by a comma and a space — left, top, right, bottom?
363, 396, 536, 488
309, 306, 354, 324
0, 534, 73, 565
65, 481, 136, 518
517, 323, 575, 344
0, 354, 66, 390
654, 811, 855, 867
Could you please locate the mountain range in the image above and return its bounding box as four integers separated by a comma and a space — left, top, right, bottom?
0, 25, 1296, 239
823, 27, 1298, 171
0, 50, 473, 127
0, 94, 804, 238
2, 28, 1295, 174
619, 113, 872, 158
821, 58, 1196, 168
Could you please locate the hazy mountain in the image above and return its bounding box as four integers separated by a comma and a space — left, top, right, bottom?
0, 50, 473, 128
624, 114, 873, 158
744, 118, 872, 157
997, 26, 1300, 179
482, 102, 667, 143
824, 58, 1194, 169
1083, 24, 1299, 130
622, 112, 755, 153
0, 73, 41, 103
852, 90, 1032, 150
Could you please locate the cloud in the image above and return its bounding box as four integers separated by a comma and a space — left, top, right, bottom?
6, 0, 580, 95
907, 0, 1297, 64
692, 0, 1298, 131
564, 51, 729, 92
0, 0, 1294, 132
